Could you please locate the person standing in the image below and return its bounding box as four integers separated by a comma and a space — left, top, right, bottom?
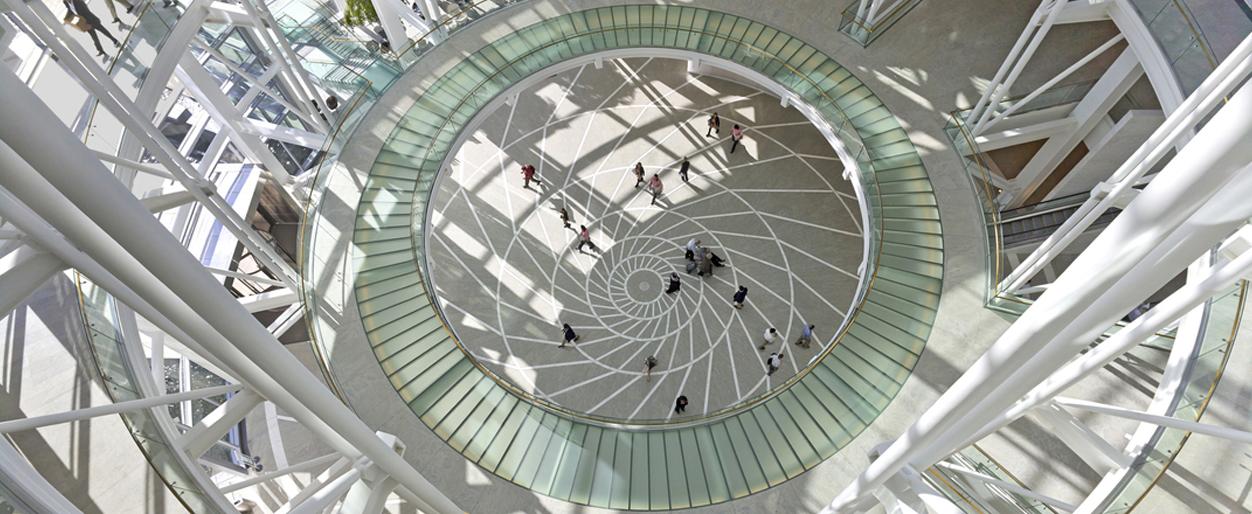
760, 327, 778, 350
63, 0, 120, 57
559, 207, 573, 229
647, 173, 663, 206
685, 238, 701, 255
644, 355, 659, 382
732, 286, 748, 309
521, 164, 540, 189
697, 250, 713, 277
665, 272, 681, 295
674, 395, 688, 414
729, 124, 745, 153
678, 156, 690, 182
795, 324, 816, 349
560, 323, 579, 348
765, 351, 785, 376
577, 225, 597, 253
632, 162, 645, 188
706, 112, 721, 137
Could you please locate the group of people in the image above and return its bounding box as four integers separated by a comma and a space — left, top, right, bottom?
534, 111, 765, 416
682, 238, 726, 277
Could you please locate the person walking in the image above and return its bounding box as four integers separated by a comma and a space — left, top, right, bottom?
632, 162, 645, 188
577, 225, 597, 253
560, 323, 579, 348
760, 327, 778, 350
795, 324, 816, 349
521, 163, 540, 189
706, 112, 721, 137
674, 395, 688, 414
732, 286, 748, 309
678, 156, 690, 182
63, 0, 120, 57
729, 124, 745, 154
644, 355, 659, 382
765, 351, 785, 376
647, 173, 663, 206
665, 272, 681, 295
101, 0, 135, 24
559, 207, 573, 229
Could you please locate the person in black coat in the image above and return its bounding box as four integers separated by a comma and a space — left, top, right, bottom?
732, 286, 748, 309
665, 273, 681, 295
63, 0, 120, 56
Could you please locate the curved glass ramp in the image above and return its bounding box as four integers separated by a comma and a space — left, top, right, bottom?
342, 5, 943, 509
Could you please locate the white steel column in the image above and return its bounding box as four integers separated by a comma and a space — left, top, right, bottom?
0, 70, 460, 514
966, 0, 1066, 132
0, 439, 84, 514
824, 77, 1252, 513
1055, 397, 1252, 444
0, 245, 65, 315
998, 35, 1252, 293
0, 384, 242, 433
236, 0, 328, 131
934, 233, 1252, 457
1001, 48, 1143, 207
1032, 400, 1131, 471
178, 388, 266, 457
3, 1, 301, 288
176, 54, 292, 182
219, 453, 341, 493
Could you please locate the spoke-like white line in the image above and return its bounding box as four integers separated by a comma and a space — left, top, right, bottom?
777, 238, 860, 281
548, 370, 616, 398
586, 374, 642, 415
758, 211, 863, 238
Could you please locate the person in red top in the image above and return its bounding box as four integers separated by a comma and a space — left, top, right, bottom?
521, 164, 540, 189
647, 173, 663, 206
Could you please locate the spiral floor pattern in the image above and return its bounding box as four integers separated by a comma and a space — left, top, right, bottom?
428, 57, 863, 421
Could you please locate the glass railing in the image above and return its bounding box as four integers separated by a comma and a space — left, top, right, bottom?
1126, 0, 1227, 96
73, 274, 223, 513
1099, 280, 1247, 513
303, 5, 932, 427
837, 0, 924, 47
942, 112, 1009, 305
295, 79, 373, 399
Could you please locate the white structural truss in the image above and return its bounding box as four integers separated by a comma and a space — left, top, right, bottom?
958, 0, 1185, 209
2, 0, 1250, 511
825, 33, 1252, 514
0, 0, 470, 509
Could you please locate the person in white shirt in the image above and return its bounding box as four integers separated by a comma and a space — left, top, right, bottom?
759, 327, 777, 350
766, 352, 785, 375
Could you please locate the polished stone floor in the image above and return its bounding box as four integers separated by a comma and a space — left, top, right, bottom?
426, 57, 864, 421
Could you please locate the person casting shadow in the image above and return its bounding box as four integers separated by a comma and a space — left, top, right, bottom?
63, 0, 120, 57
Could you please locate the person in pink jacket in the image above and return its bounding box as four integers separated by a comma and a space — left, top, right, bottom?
647, 173, 663, 206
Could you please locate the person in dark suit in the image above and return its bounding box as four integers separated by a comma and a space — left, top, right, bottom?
63, 0, 120, 56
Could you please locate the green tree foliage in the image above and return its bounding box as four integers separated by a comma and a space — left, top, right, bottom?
342, 0, 378, 26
